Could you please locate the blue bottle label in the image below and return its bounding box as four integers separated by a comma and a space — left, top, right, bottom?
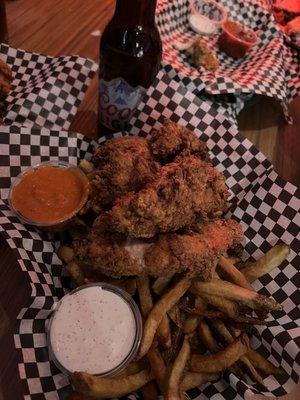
99, 77, 146, 131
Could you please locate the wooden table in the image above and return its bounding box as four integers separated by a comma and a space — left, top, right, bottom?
0, 0, 299, 399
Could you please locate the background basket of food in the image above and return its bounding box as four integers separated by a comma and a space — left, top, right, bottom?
155, 0, 300, 121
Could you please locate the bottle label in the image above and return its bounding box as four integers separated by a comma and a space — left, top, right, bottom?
99, 77, 146, 131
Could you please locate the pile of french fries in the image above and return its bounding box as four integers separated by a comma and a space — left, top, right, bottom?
57, 243, 289, 400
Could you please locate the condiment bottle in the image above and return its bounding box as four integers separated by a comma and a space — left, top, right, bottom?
98, 0, 162, 135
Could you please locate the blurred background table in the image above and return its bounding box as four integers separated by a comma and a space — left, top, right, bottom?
0, 0, 299, 399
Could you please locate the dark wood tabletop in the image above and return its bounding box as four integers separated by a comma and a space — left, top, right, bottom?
0, 0, 299, 399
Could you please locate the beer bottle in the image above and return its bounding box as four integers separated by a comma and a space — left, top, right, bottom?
98, 0, 162, 135
0, 0, 8, 43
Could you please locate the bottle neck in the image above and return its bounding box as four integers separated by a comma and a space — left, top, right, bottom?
112, 0, 157, 27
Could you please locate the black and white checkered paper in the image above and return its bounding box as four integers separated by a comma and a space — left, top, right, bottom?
155, 0, 300, 121
0, 81, 299, 399
0, 44, 98, 130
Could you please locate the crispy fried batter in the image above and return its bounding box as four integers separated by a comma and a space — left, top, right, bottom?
72, 219, 242, 279
150, 119, 209, 163
94, 156, 229, 238
73, 231, 143, 278
86, 136, 160, 213
0, 58, 13, 97
0, 59, 13, 119
144, 219, 243, 279
191, 39, 219, 72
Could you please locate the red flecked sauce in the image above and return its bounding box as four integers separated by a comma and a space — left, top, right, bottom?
219, 20, 259, 59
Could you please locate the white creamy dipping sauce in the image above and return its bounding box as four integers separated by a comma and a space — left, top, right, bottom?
49, 286, 137, 374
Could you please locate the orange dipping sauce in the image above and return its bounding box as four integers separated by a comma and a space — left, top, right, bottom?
10, 164, 89, 225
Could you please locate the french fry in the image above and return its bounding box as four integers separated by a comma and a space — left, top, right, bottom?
197, 320, 244, 379
195, 296, 206, 308
181, 296, 205, 333
234, 315, 266, 325
147, 345, 167, 394
190, 332, 206, 355
192, 291, 239, 319
209, 320, 265, 387
72, 370, 153, 398
166, 336, 191, 400
57, 245, 75, 264
210, 319, 235, 344
218, 256, 253, 290
228, 322, 258, 336
195, 292, 265, 324
241, 243, 290, 283
136, 274, 171, 348
136, 274, 153, 317
181, 305, 224, 319
79, 159, 94, 174
247, 349, 285, 375
226, 256, 241, 265
156, 314, 172, 348
229, 324, 277, 384
117, 361, 144, 378
181, 372, 218, 391
168, 304, 182, 328
67, 261, 85, 285
190, 333, 249, 373
182, 315, 199, 334
152, 273, 175, 295
163, 324, 184, 365
142, 381, 158, 400
139, 277, 191, 358
193, 280, 282, 313
240, 356, 265, 387
227, 324, 241, 337
198, 320, 220, 353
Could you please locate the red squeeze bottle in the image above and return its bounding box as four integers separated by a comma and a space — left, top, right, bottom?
98, 0, 162, 136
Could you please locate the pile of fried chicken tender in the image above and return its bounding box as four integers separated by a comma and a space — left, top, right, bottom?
59, 120, 289, 400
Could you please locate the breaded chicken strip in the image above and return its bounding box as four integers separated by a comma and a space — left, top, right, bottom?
150, 119, 209, 163
71, 219, 242, 280
144, 219, 243, 279
73, 231, 143, 278
0, 59, 13, 119
86, 136, 160, 213
94, 156, 229, 238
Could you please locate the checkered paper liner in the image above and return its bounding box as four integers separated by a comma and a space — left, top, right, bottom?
155, 0, 300, 119
0, 82, 300, 399
250, 0, 300, 104
161, 63, 248, 124
254, 0, 300, 51
0, 44, 98, 130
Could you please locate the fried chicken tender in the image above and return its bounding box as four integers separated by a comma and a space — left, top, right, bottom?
71, 219, 242, 280
73, 231, 143, 278
144, 219, 244, 279
86, 136, 160, 213
0, 58, 13, 120
94, 156, 229, 238
0, 59, 13, 97
150, 119, 209, 163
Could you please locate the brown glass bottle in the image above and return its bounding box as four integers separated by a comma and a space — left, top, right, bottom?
0, 0, 8, 43
98, 0, 162, 135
